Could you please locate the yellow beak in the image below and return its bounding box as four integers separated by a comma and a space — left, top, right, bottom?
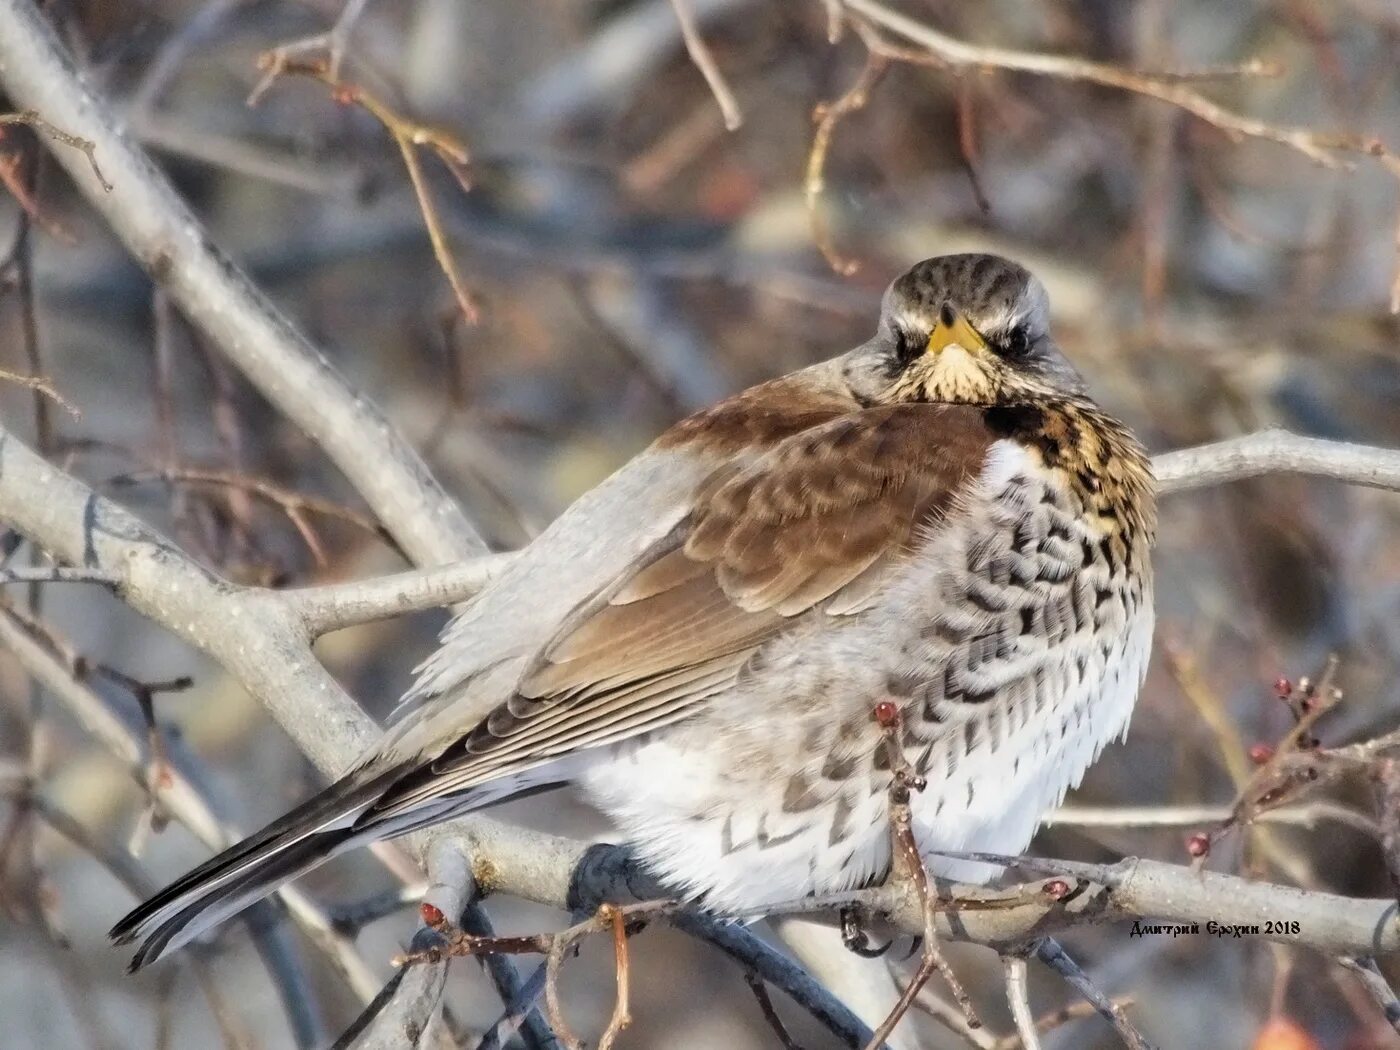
926, 303, 987, 356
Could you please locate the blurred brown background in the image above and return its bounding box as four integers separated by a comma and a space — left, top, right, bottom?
3, 1, 1400, 1047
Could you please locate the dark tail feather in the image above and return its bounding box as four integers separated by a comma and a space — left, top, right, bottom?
110, 763, 407, 971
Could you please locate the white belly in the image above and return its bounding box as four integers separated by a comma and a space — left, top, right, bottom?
580, 440, 1155, 909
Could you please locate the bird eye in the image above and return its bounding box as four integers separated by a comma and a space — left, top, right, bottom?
892, 327, 921, 366
999, 326, 1033, 359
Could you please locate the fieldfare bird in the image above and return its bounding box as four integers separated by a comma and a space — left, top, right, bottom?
112, 253, 1156, 969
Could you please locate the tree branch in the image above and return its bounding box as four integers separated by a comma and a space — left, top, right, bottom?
837, 0, 1385, 169
1153, 428, 1400, 494
5, 412, 1400, 989
0, 0, 484, 567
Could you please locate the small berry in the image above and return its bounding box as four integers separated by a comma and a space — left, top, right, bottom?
1273, 677, 1292, 699
1248, 743, 1275, 765
1186, 832, 1211, 858
419, 902, 445, 928
872, 701, 900, 728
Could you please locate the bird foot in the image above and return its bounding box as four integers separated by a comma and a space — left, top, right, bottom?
840, 904, 892, 958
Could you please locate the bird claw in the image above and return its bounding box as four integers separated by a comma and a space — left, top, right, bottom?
840, 904, 891, 958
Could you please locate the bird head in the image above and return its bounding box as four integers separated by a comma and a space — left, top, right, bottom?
843, 253, 1087, 407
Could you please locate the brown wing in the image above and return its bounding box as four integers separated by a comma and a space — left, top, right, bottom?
372, 403, 994, 814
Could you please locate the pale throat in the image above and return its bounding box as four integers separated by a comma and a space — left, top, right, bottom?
916, 345, 998, 403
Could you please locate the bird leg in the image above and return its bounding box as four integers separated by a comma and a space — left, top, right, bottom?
862, 701, 981, 1050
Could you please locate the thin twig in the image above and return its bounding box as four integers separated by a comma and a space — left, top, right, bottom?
839, 0, 1382, 168
1048, 801, 1379, 837
0, 367, 78, 418
1034, 938, 1156, 1050
743, 973, 803, 1050
805, 33, 890, 275
0, 0, 485, 566
106, 467, 399, 564
1338, 957, 1400, 1033
864, 702, 980, 1049
818, 0, 1400, 301
669, 0, 743, 129
598, 904, 633, 1050
0, 110, 109, 190
251, 56, 479, 324
246, 0, 375, 101
1002, 954, 1042, 1050
396, 903, 662, 1049
990, 998, 1138, 1050
0, 566, 117, 586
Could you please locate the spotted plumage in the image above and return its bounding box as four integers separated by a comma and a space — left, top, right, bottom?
112, 253, 1156, 968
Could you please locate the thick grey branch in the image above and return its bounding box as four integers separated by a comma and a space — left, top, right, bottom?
288, 556, 516, 636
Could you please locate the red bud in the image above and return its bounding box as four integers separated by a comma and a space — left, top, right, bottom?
1043, 879, 1071, 900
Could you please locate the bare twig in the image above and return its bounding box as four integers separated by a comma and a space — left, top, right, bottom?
0, 565, 116, 586
1002, 955, 1041, 1050
396, 901, 663, 1049
805, 34, 890, 275
0, 603, 383, 1003
814, 0, 1400, 301
1338, 957, 1400, 1034
864, 702, 979, 1049
0, 367, 78, 418
911, 986, 995, 1049
955, 79, 991, 214
1034, 939, 1155, 1050
285, 554, 515, 635
1048, 801, 1379, 837
991, 998, 1137, 1050
743, 973, 804, 1050
107, 467, 400, 566
598, 904, 633, 1050
0, 109, 108, 189
669, 0, 743, 129
7, 792, 263, 1049
838, 0, 1382, 168
246, 0, 374, 99
251, 56, 479, 325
